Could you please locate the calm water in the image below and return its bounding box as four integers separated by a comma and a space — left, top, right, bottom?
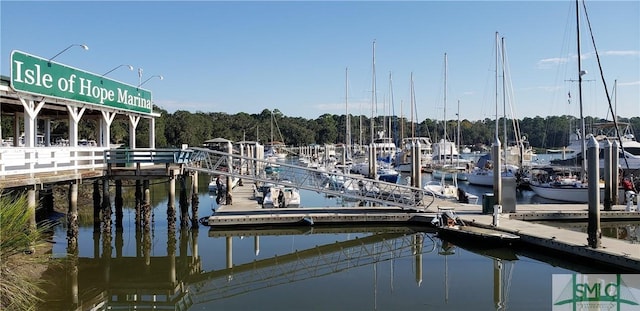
43, 160, 636, 311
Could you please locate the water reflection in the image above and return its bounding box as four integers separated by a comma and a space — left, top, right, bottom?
535, 221, 640, 244
44, 224, 201, 311
196, 227, 434, 302
45, 216, 635, 311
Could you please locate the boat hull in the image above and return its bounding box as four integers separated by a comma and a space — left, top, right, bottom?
529, 183, 626, 203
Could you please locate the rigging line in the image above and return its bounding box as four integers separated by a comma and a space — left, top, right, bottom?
581, 0, 632, 175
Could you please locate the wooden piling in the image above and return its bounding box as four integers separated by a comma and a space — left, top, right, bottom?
67, 181, 79, 252
101, 179, 111, 233
115, 180, 123, 228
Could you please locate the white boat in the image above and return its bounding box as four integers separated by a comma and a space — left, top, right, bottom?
395, 137, 433, 173
529, 179, 626, 203
550, 122, 640, 171
431, 163, 469, 181
531, 0, 632, 204
262, 181, 301, 208
465, 154, 520, 187
466, 167, 518, 187
423, 174, 478, 203
424, 180, 459, 201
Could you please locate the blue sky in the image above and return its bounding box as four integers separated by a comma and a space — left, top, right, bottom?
1, 1, 638, 122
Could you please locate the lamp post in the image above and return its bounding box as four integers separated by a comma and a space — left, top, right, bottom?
102, 64, 134, 76
49, 44, 89, 61
138, 75, 163, 88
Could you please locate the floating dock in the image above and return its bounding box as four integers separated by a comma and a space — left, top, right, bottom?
206, 183, 640, 272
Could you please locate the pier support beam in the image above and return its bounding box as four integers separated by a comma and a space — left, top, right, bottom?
368, 143, 377, 180
587, 136, 601, 248
93, 181, 101, 229
41, 186, 54, 216
101, 179, 111, 233
135, 180, 142, 227
168, 176, 176, 224
612, 141, 620, 205
411, 142, 422, 188
142, 180, 151, 229
191, 172, 199, 226
67, 181, 79, 251
179, 175, 190, 227
603, 140, 613, 211
115, 180, 123, 228
26, 185, 37, 253
492, 137, 502, 206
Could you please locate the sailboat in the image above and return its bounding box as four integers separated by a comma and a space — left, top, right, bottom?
529, 0, 624, 203
351, 41, 400, 183
265, 110, 287, 162
395, 72, 433, 173
466, 34, 521, 187
431, 53, 470, 181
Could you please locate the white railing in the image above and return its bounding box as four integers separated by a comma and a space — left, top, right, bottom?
0, 147, 108, 176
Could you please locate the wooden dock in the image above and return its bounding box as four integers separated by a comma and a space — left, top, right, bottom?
207, 182, 640, 272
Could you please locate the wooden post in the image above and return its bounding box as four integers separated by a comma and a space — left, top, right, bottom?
115, 180, 123, 228
135, 180, 142, 227
101, 179, 111, 233
168, 176, 176, 223
143, 179, 151, 229
179, 175, 190, 227
93, 180, 101, 230
67, 181, 79, 252
191, 172, 199, 226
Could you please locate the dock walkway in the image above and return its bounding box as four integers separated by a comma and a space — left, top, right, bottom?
208, 182, 640, 272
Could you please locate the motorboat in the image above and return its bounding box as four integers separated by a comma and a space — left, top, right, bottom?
262, 181, 301, 208
423, 176, 478, 203
550, 123, 640, 171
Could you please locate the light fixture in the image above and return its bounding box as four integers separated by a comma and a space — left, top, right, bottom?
49, 44, 89, 61
102, 64, 134, 76
138, 75, 164, 87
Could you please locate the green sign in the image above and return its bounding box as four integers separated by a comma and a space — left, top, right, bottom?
10, 50, 152, 115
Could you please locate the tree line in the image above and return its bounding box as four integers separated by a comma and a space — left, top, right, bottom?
2, 107, 638, 151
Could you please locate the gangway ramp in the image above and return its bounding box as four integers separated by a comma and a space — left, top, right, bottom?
186, 147, 435, 211
187, 230, 436, 303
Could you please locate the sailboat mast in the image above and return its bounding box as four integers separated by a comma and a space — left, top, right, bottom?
457, 99, 461, 155
444, 53, 448, 164
371, 40, 376, 145
388, 71, 394, 142
345, 67, 351, 151
494, 32, 499, 142
502, 36, 508, 167
410, 72, 415, 136
576, 0, 587, 180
